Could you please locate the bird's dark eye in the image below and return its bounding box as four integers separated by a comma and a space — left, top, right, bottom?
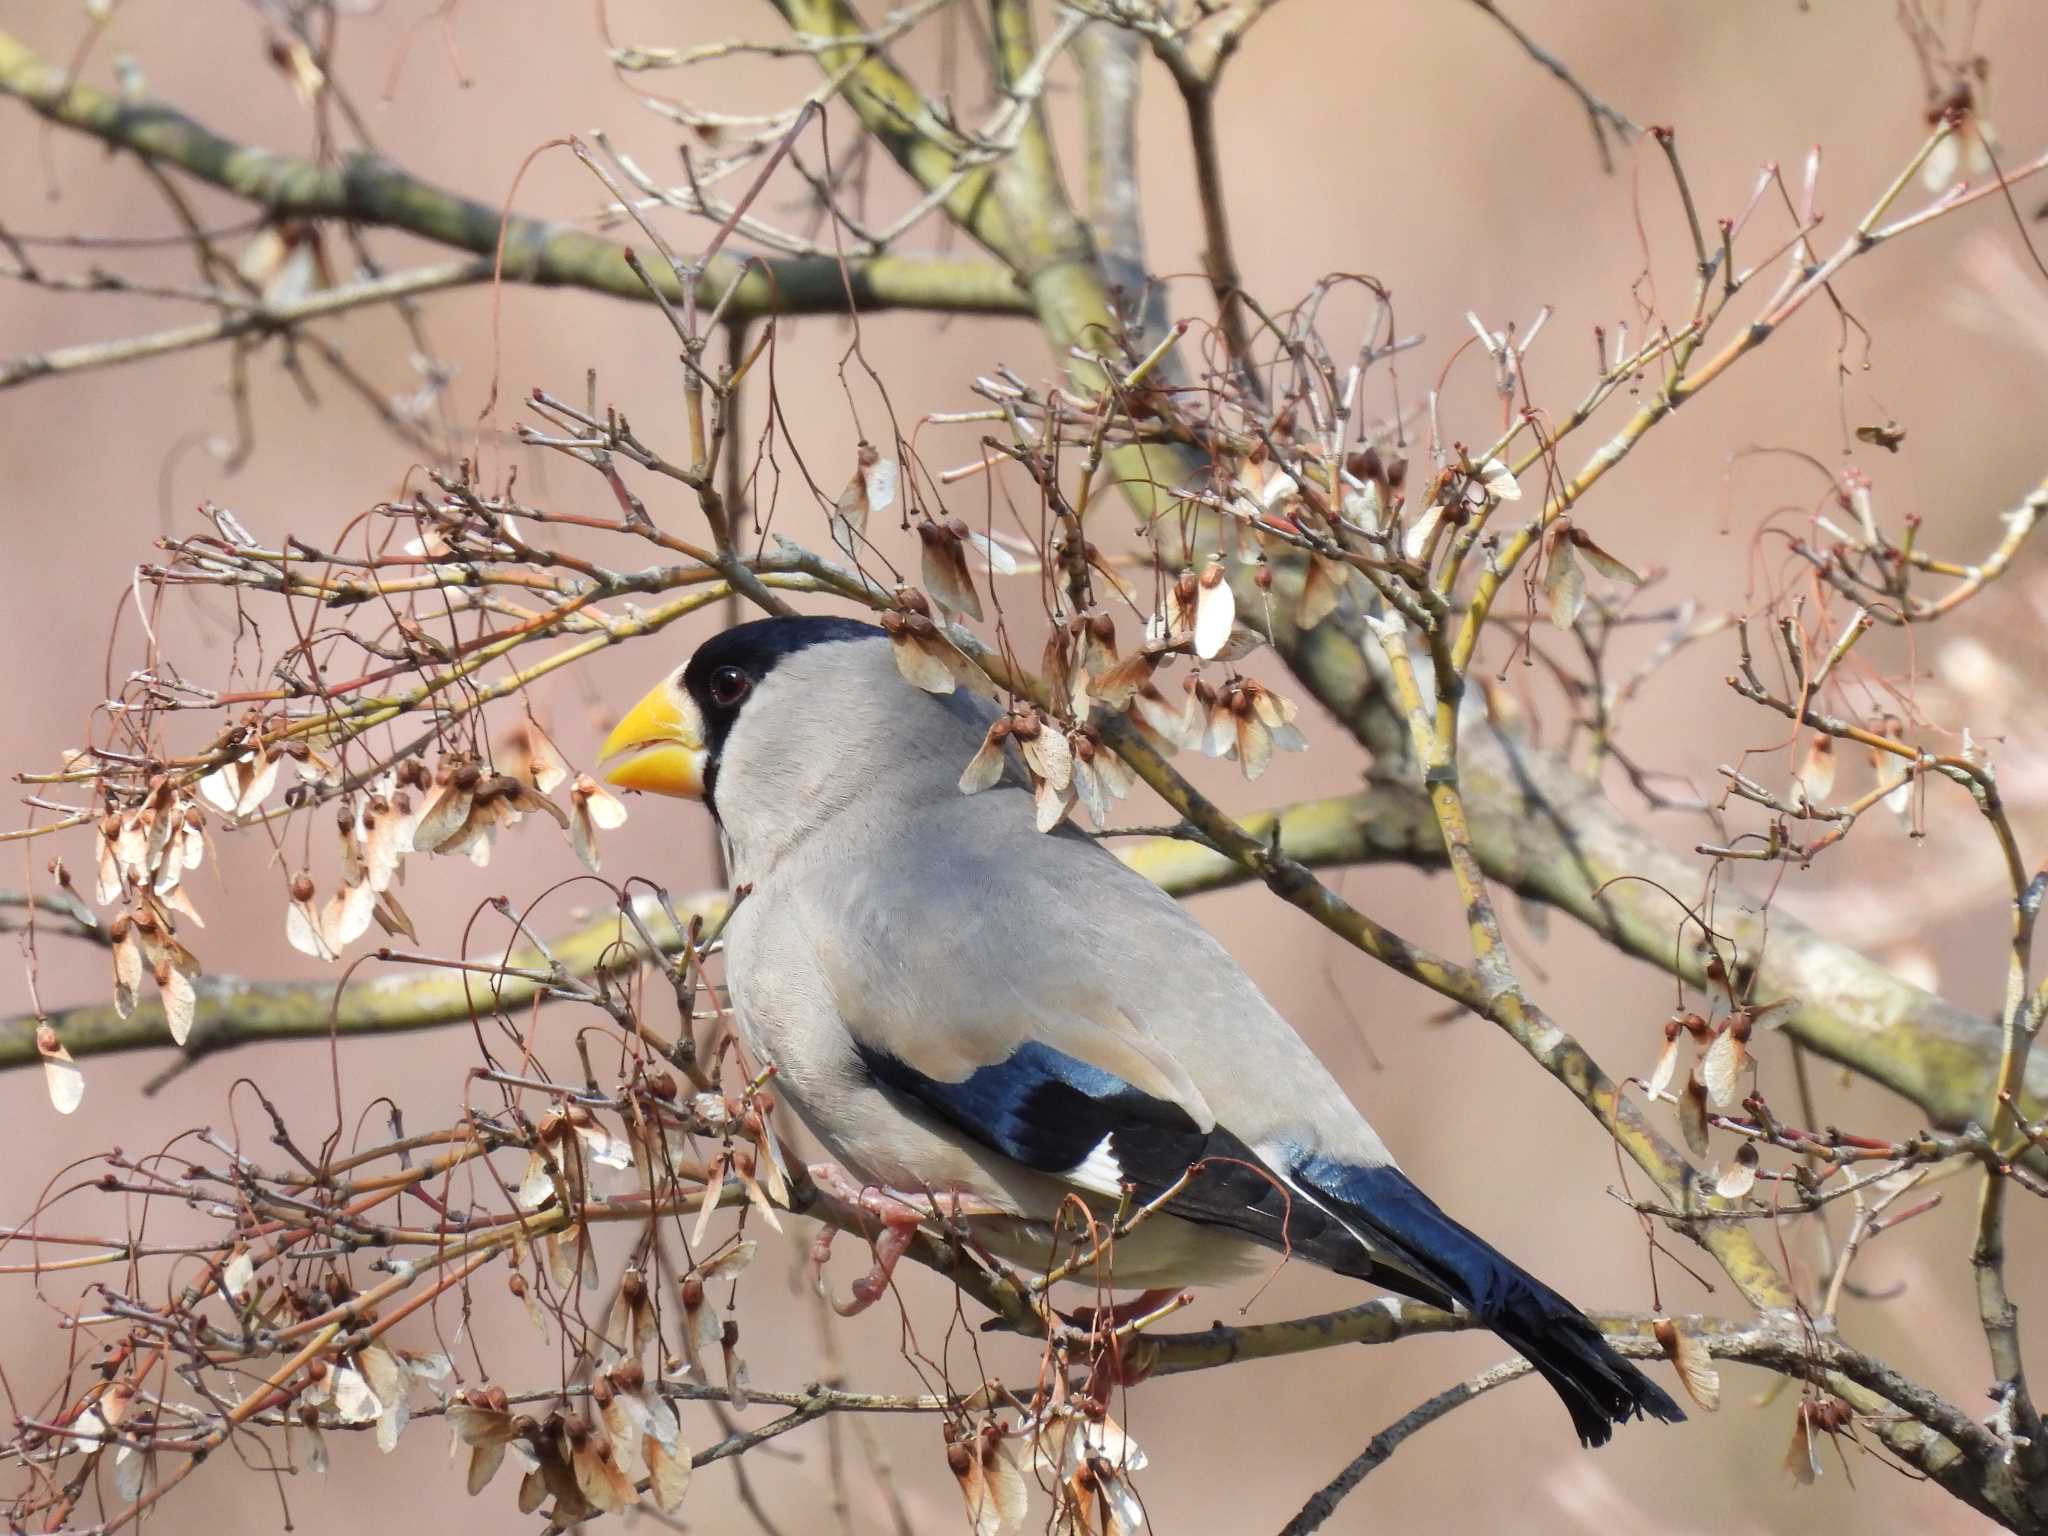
707, 666, 751, 708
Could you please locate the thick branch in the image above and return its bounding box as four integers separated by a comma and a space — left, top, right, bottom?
1, 893, 723, 1077
0, 29, 1030, 326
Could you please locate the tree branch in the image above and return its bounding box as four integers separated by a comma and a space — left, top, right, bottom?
1465, 0, 1639, 174
0, 891, 723, 1079
1278, 1358, 1533, 1536
1271, 1313, 2030, 1534
0, 28, 1030, 329
0, 258, 488, 390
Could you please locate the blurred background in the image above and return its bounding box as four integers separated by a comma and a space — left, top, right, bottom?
4, 2, 2048, 1531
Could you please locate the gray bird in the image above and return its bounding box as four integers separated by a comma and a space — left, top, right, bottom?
600, 614, 1683, 1446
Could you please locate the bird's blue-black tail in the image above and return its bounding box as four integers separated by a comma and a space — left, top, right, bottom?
1296, 1157, 1686, 1447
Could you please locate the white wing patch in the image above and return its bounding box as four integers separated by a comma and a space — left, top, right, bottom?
1062, 1135, 1127, 1198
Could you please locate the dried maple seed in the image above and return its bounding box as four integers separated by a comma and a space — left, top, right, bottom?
291, 874, 316, 903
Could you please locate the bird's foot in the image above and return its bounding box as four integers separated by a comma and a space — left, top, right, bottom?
805, 1164, 946, 1318
804, 1161, 929, 1217
834, 1219, 918, 1317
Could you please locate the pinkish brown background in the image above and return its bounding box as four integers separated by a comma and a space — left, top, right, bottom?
4, 2, 2048, 1532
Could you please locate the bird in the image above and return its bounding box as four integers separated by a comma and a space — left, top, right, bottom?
598, 613, 1685, 1447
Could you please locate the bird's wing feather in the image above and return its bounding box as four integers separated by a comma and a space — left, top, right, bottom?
746, 785, 1438, 1289
850, 1027, 1458, 1305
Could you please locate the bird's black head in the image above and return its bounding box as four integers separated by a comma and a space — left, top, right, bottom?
600, 614, 880, 811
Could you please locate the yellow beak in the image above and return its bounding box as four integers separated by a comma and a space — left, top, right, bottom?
599, 676, 708, 798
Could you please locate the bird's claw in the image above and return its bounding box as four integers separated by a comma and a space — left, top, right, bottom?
806, 1163, 935, 1317
832, 1219, 919, 1317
